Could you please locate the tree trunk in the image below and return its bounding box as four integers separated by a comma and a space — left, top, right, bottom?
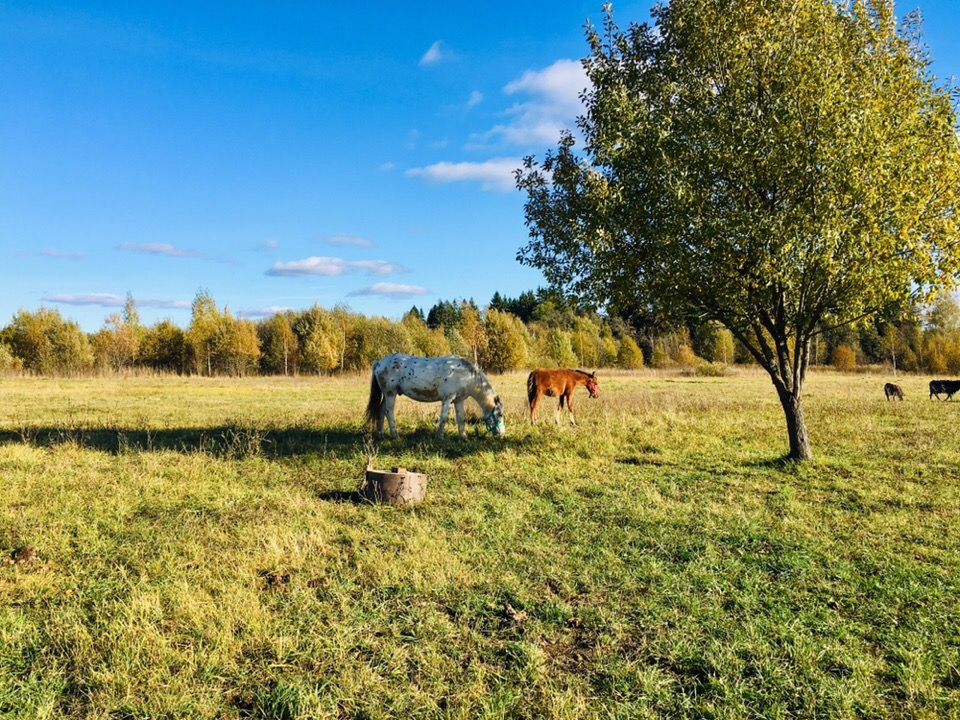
776, 385, 812, 461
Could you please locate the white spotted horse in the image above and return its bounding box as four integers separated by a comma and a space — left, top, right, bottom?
365, 353, 505, 438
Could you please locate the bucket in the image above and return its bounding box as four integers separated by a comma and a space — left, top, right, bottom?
360, 461, 427, 505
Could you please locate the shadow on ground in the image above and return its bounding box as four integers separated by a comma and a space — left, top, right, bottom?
0, 422, 534, 460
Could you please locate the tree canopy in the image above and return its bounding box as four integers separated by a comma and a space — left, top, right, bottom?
518, 0, 960, 459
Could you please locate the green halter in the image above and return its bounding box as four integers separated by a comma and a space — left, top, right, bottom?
482, 407, 503, 433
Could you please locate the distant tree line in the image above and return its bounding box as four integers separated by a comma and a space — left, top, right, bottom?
0, 288, 958, 377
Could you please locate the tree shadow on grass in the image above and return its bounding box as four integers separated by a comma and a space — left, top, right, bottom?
0, 422, 535, 460
746, 455, 810, 473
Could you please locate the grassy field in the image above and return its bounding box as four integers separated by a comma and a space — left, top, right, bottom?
1, 370, 958, 719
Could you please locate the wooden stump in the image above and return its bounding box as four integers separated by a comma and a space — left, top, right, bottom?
360, 462, 427, 505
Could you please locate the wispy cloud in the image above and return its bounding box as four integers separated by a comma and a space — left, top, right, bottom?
117, 242, 204, 258
42, 293, 189, 309
504, 59, 587, 109
43, 293, 124, 307
406, 157, 523, 192
266, 256, 404, 277
139, 298, 192, 309
238, 306, 294, 318
327, 234, 372, 248
259, 238, 279, 250
348, 283, 430, 298
348, 260, 400, 276
419, 40, 450, 66
40, 248, 86, 260
466, 90, 483, 110
470, 59, 588, 148
404, 61, 585, 193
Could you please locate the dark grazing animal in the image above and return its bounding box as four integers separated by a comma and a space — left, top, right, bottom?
884, 382, 904, 401
527, 368, 598, 425
929, 379, 960, 400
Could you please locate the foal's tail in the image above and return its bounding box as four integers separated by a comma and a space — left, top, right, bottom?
526, 371, 537, 407
365, 370, 384, 428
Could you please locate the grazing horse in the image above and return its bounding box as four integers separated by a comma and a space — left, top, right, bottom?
884, 382, 904, 401
365, 354, 505, 439
527, 368, 599, 425
929, 379, 960, 400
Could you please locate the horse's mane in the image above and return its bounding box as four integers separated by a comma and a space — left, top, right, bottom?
455, 356, 500, 400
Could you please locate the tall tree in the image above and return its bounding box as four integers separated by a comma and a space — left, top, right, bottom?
141, 319, 186, 373
518, 0, 960, 459
459, 300, 488, 366
186, 289, 221, 376
402, 310, 452, 357
925, 292, 960, 336
482, 308, 529, 373
293, 306, 338, 374
426, 300, 463, 331
3, 307, 93, 375
258, 312, 299, 375
92, 294, 143, 372
215, 312, 261, 377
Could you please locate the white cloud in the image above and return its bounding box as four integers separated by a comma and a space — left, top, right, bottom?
43, 293, 124, 307
504, 59, 587, 111
466, 90, 483, 110
406, 157, 523, 192
40, 248, 86, 260
327, 234, 372, 248
239, 306, 293, 318
267, 257, 348, 276
471, 59, 588, 148
349, 260, 400, 276
139, 299, 191, 309
419, 40, 449, 66
42, 294, 189, 309
348, 283, 430, 298
117, 242, 204, 258
408, 60, 585, 194
379, 161, 395, 172
266, 256, 404, 277
259, 238, 279, 250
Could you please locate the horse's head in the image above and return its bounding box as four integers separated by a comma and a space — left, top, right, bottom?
483, 396, 506, 437
586, 373, 599, 398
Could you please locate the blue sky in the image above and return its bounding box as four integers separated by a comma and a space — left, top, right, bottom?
2, 1, 959, 332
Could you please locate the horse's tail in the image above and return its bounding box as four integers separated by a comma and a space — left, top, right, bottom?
526, 371, 537, 406
365, 369, 384, 428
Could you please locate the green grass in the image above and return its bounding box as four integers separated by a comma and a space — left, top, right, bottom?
1, 371, 959, 719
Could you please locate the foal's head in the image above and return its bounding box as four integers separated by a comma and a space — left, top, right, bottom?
585, 372, 599, 398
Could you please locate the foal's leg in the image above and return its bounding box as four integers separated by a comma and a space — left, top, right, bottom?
383, 394, 398, 438
566, 391, 577, 425
437, 398, 453, 437
530, 393, 540, 424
